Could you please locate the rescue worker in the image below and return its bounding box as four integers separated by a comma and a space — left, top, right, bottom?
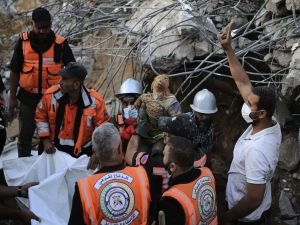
68, 123, 151, 225
158, 89, 218, 167
219, 23, 281, 225
0, 182, 40, 223
158, 136, 218, 225
126, 74, 181, 164
8, 7, 75, 157
35, 62, 110, 164
113, 78, 142, 150
129, 120, 214, 202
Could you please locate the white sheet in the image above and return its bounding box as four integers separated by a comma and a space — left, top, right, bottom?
3, 150, 92, 225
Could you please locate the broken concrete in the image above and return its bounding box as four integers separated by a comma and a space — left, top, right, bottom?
282, 47, 300, 96
278, 129, 300, 171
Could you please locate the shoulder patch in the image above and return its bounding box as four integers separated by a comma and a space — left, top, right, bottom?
140, 154, 149, 165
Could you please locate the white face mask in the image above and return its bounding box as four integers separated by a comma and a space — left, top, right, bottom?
241, 103, 253, 123
123, 106, 138, 119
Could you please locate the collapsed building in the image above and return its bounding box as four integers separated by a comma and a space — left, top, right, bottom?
0, 0, 300, 224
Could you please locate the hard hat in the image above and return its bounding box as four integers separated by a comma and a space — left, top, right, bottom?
115, 78, 142, 97
190, 89, 218, 114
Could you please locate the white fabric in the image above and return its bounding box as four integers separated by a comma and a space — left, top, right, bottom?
3, 150, 92, 225
0, 141, 19, 169
226, 120, 281, 222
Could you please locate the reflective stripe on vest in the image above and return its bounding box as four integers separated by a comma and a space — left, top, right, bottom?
153, 167, 169, 192
77, 166, 150, 225
162, 167, 218, 225
78, 179, 97, 225
115, 114, 126, 136
165, 188, 197, 225
194, 154, 207, 168
115, 114, 125, 126
19, 32, 64, 94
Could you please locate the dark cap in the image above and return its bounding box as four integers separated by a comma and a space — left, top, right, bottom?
59, 62, 87, 81
158, 114, 193, 138
32, 7, 51, 28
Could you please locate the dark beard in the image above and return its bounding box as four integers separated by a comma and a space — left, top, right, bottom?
29, 30, 55, 53
249, 112, 260, 125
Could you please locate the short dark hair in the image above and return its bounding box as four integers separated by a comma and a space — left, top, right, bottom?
166, 136, 194, 169
32, 7, 51, 28
252, 86, 277, 118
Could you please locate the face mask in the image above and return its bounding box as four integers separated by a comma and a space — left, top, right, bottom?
241, 103, 253, 123
163, 161, 173, 176
123, 106, 138, 119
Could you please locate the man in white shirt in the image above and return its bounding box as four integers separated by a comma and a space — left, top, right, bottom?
218, 23, 282, 225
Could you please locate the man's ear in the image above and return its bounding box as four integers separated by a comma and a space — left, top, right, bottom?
259, 110, 267, 119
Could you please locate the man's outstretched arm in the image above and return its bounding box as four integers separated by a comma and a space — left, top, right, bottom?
218, 23, 253, 102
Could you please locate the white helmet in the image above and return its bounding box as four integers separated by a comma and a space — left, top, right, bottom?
190, 89, 218, 114
115, 78, 142, 97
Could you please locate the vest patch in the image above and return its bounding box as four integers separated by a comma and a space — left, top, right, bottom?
197, 185, 216, 224
140, 154, 149, 165
100, 182, 139, 223
192, 176, 211, 199
94, 173, 133, 190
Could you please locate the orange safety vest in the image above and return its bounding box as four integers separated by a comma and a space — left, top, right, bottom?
36, 85, 110, 155
162, 167, 218, 225
19, 32, 65, 94
77, 166, 151, 225
135, 152, 207, 193
115, 114, 137, 141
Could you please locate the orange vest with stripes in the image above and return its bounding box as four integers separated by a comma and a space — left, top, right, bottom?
162, 167, 218, 225
135, 152, 208, 193
19, 32, 64, 94
77, 166, 150, 225
36, 85, 110, 155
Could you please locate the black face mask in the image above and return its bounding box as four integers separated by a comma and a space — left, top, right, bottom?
163, 161, 173, 176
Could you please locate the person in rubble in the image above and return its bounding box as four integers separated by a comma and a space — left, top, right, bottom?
0, 182, 40, 223
219, 23, 282, 225
125, 74, 181, 164
158, 88, 218, 168
158, 136, 218, 225
128, 104, 217, 204
35, 62, 110, 168
8, 7, 75, 158
68, 123, 151, 225
113, 78, 142, 150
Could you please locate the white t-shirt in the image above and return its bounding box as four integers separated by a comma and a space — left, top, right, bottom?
226, 120, 281, 222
